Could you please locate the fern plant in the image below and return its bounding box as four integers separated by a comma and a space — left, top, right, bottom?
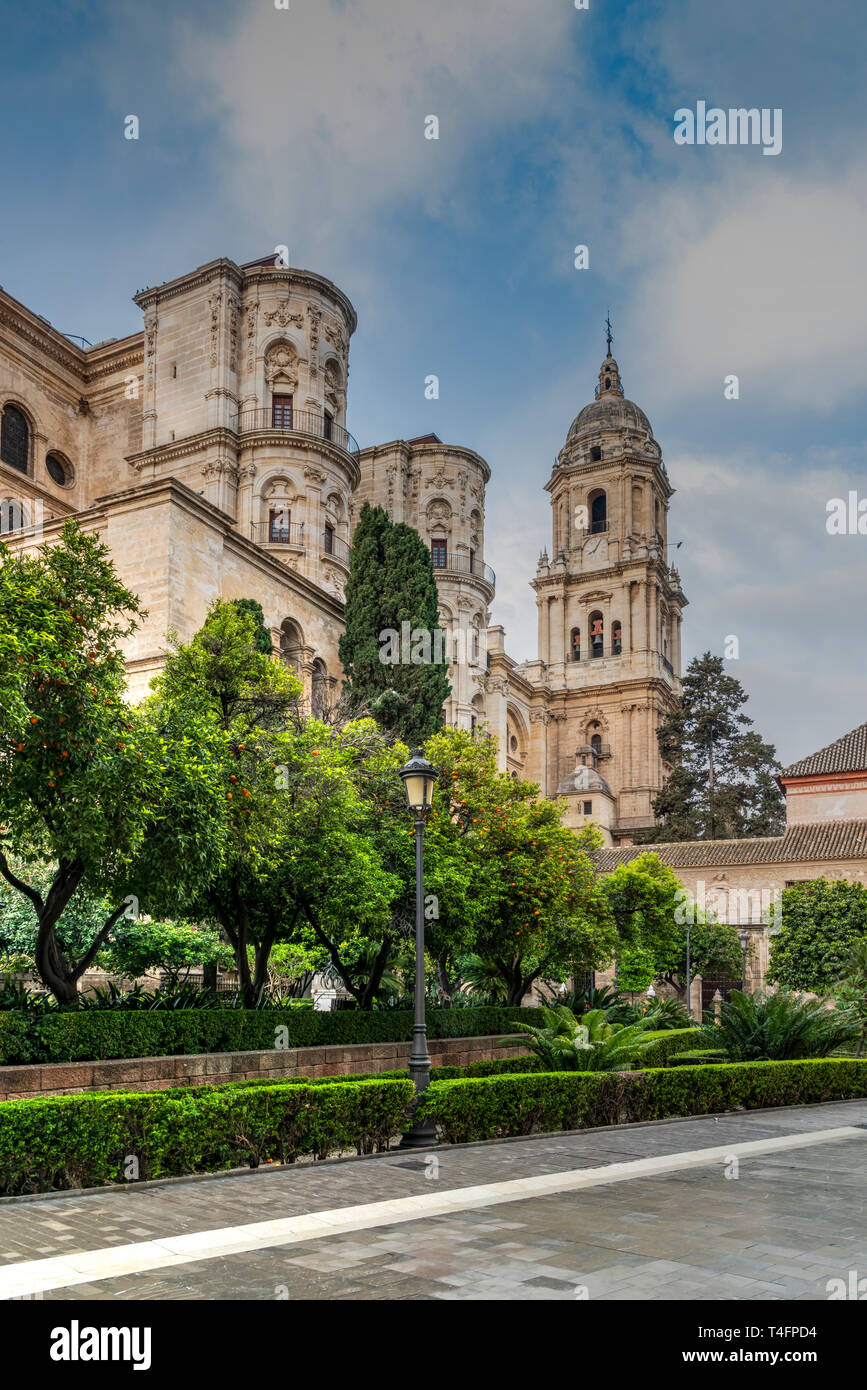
513, 1004, 657, 1072
702, 989, 858, 1061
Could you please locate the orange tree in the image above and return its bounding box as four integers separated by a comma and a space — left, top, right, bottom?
151, 604, 399, 1006
422, 729, 618, 1005
0, 524, 226, 1004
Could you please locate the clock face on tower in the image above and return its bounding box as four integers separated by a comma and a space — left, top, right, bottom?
583, 535, 608, 565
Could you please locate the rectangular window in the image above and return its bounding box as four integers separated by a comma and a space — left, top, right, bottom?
323, 524, 334, 554
269, 508, 290, 542
271, 394, 293, 428
431, 540, 447, 568
583, 801, 592, 815
323, 411, 333, 441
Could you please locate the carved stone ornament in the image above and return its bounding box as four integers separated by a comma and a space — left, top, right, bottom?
427, 499, 452, 525
264, 341, 299, 391
426, 467, 454, 490
263, 300, 304, 329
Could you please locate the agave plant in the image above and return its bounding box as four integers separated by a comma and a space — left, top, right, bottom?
513, 1004, 657, 1072
702, 988, 859, 1061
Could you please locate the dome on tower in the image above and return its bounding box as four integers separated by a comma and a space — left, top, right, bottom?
562, 342, 657, 456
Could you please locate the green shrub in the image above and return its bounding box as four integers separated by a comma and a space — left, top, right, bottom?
0, 1078, 415, 1195
416, 1058, 867, 1143
701, 989, 859, 1061
0, 1005, 541, 1066
634, 1028, 700, 1068
513, 1005, 661, 1072
665, 1049, 727, 1067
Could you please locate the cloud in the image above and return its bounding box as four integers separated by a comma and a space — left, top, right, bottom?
176, 0, 578, 259
616, 165, 867, 413
670, 444, 867, 761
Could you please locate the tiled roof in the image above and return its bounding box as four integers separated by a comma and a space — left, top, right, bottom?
781, 722, 867, 778
595, 820, 867, 873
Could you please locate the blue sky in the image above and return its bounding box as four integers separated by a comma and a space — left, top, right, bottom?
2, 0, 866, 764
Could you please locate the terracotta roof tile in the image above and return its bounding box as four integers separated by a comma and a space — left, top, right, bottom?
782, 721, 867, 778
595, 820, 867, 873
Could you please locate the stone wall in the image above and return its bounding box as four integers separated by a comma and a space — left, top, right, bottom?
0, 1033, 530, 1102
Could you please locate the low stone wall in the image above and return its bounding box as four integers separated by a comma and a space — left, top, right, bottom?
0, 1033, 529, 1102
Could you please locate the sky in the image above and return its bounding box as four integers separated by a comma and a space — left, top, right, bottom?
1, 0, 865, 765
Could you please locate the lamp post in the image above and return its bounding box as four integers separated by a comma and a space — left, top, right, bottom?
684, 923, 692, 1019
738, 929, 750, 993
398, 748, 438, 1148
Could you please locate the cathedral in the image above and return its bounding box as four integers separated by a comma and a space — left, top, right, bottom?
2, 253, 683, 845
4, 251, 867, 991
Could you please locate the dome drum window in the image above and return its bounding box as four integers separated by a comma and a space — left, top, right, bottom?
589, 489, 607, 534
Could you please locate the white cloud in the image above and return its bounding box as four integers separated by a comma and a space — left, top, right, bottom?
176, 0, 577, 256
620, 166, 867, 411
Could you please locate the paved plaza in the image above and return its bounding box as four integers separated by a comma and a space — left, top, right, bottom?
1, 1101, 865, 1301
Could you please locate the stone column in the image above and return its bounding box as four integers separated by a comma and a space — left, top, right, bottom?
550, 591, 565, 665
537, 595, 550, 664
648, 579, 659, 656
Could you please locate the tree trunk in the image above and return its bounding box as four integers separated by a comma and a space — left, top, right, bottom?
436, 958, 454, 1006
357, 936, 392, 1010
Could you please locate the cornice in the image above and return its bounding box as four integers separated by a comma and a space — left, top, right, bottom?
133, 258, 244, 310
125, 428, 238, 471
359, 438, 491, 484
0, 294, 86, 378
241, 267, 358, 334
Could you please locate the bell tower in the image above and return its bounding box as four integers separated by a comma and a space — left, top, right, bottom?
529, 329, 687, 843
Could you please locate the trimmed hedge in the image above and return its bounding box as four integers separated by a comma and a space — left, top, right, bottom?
0, 1078, 415, 1196
417, 1058, 867, 1143
636, 1028, 701, 1068
666, 1049, 727, 1067
0, 1005, 541, 1066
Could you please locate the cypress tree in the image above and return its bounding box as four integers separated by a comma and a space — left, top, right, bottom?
230, 599, 273, 655
339, 502, 451, 743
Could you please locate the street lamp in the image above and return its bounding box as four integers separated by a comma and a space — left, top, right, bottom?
398, 748, 438, 1148
684, 923, 692, 1019
738, 929, 750, 993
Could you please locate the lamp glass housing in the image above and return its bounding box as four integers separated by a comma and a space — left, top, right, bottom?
400, 750, 436, 812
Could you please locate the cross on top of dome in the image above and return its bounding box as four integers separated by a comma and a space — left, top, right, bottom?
596, 315, 624, 399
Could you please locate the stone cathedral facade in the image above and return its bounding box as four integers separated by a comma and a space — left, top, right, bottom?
0, 254, 687, 845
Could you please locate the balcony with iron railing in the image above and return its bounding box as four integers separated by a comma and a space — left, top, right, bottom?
249, 522, 352, 566
235, 407, 360, 461
321, 530, 351, 565
250, 520, 307, 547
431, 551, 496, 588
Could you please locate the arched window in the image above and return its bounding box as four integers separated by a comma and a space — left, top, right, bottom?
279, 618, 303, 672
311, 659, 328, 718
612, 620, 622, 655
0, 498, 24, 535
589, 489, 607, 534
570, 626, 581, 661
591, 734, 602, 756
589, 610, 604, 658
1, 405, 29, 474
